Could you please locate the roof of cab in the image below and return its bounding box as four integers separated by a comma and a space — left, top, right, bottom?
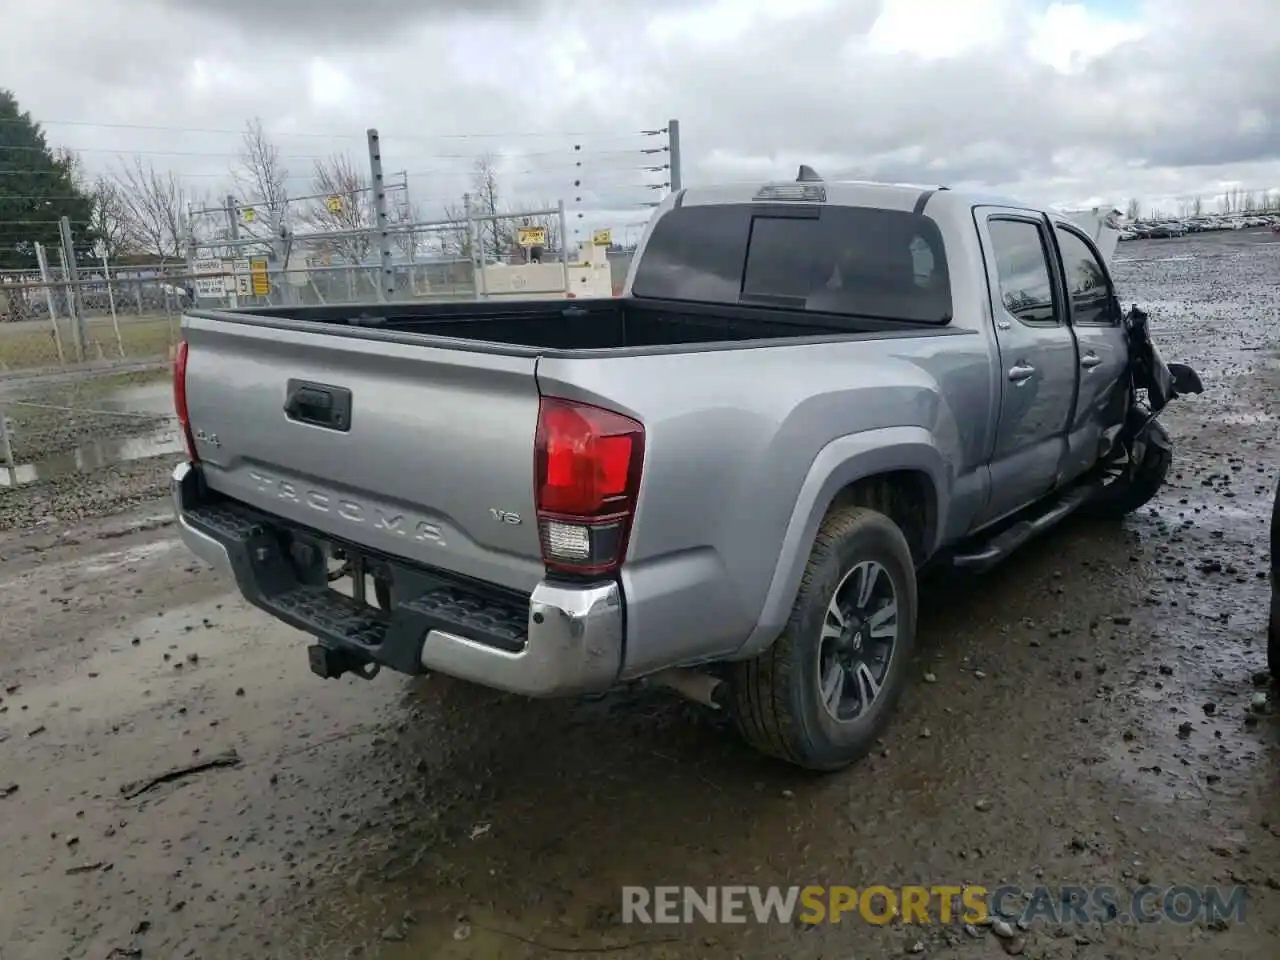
676, 170, 1033, 217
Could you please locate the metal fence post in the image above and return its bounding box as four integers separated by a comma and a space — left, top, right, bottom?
269, 207, 295, 307
58, 216, 87, 362
225, 194, 241, 308
558, 199, 571, 297
464, 193, 488, 301
668, 119, 682, 192
100, 249, 124, 357
182, 208, 198, 308
33, 242, 66, 366
0, 408, 16, 485
367, 128, 396, 302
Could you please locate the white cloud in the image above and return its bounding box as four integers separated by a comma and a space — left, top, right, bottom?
306, 60, 357, 110
867, 0, 1019, 60
1027, 2, 1149, 73
0, 0, 1278, 239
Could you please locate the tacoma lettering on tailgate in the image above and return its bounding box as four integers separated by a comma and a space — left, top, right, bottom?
247, 470, 447, 545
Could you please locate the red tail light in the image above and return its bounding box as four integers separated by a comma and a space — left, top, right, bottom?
534, 397, 644, 576
173, 340, 199, 462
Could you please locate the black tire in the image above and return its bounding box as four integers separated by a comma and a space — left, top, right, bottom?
730, 506, 918, 771
1081, 422, 1172, 520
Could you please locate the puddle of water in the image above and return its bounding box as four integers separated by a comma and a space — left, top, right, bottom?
1, 429, 181, 487
96, 380, 174, 417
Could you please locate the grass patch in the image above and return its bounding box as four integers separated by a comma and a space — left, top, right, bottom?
0, 313, 177, 371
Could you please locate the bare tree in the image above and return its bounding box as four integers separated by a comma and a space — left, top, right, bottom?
1191, 195, 1203, 217
1125, 198, 1141, 221
88, 176, 130, 258
471, 153, 507, 260
1222, 187, 1248, 214
231, 118, 290, 241
389, 192, 419, 260
436, 159, 567, 262
111, 156, 189, 258
439, 199, 474, 259
300, 152, 373, 263
1177, 198, 1193, 218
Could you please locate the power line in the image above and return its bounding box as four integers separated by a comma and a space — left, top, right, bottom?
0, 148, 657, 171
0, 114, 659, 142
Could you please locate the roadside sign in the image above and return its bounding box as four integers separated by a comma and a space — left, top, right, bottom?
242, 206, 257, 224
193, 257, 225, 297
516, 226, 547, 247
325, 196, 343, 214
249, 257, 270, 296
592, 229, 613, 246
231, 259, 251, 298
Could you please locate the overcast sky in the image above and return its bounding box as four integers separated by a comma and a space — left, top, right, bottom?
4, 0, 1279, 242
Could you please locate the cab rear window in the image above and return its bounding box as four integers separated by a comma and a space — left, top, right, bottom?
631, 203, 952, 324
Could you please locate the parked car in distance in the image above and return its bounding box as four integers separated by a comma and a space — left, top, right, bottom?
170, 170, 1203, 770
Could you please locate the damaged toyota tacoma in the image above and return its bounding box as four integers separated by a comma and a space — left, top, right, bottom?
171, 170, 1202, 770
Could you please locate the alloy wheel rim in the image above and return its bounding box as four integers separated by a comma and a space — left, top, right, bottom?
817, 560, 899, 722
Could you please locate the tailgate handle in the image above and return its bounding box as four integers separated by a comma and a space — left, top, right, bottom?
284, 380, 352, 432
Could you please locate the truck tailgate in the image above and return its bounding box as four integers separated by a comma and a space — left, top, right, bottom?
182, 315, 546, 594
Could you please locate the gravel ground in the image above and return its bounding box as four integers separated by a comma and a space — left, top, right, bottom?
0, 231, 1278, 960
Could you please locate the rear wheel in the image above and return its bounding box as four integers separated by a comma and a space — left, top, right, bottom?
730, 506, 918, 771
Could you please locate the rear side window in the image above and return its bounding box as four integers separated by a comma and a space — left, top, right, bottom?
987, 218, 1057, 325
632, 204, 952, 324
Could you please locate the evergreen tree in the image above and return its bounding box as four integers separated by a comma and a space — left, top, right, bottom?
0, 89, 95, 270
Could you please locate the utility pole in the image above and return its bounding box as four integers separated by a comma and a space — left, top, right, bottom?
183, 203, 198, 304
668, 119, 682, 192
225, 194, 240, 307
396, 170, 417, 295
225, 195, 240, 246
367, 128, 396, 302
270, 204, 296, 306
464, 192, 487, 301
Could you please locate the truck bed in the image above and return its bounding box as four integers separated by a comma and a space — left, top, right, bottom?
178, 293, 962, 600
201, 297, 936, 353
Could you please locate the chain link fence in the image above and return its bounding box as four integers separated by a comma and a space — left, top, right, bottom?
0, 207, 644, 493
0, 269, 189, 373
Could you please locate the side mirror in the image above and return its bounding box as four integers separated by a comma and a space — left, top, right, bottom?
1167, 362, 1203, 396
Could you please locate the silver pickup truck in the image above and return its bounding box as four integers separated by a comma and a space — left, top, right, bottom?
171, 171, 1201, 770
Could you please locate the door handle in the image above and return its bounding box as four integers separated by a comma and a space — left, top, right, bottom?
1008, 363, 1036, 383
1081, 353, 1102, 370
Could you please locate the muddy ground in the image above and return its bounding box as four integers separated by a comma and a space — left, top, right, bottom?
1, 231, 1278, 960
